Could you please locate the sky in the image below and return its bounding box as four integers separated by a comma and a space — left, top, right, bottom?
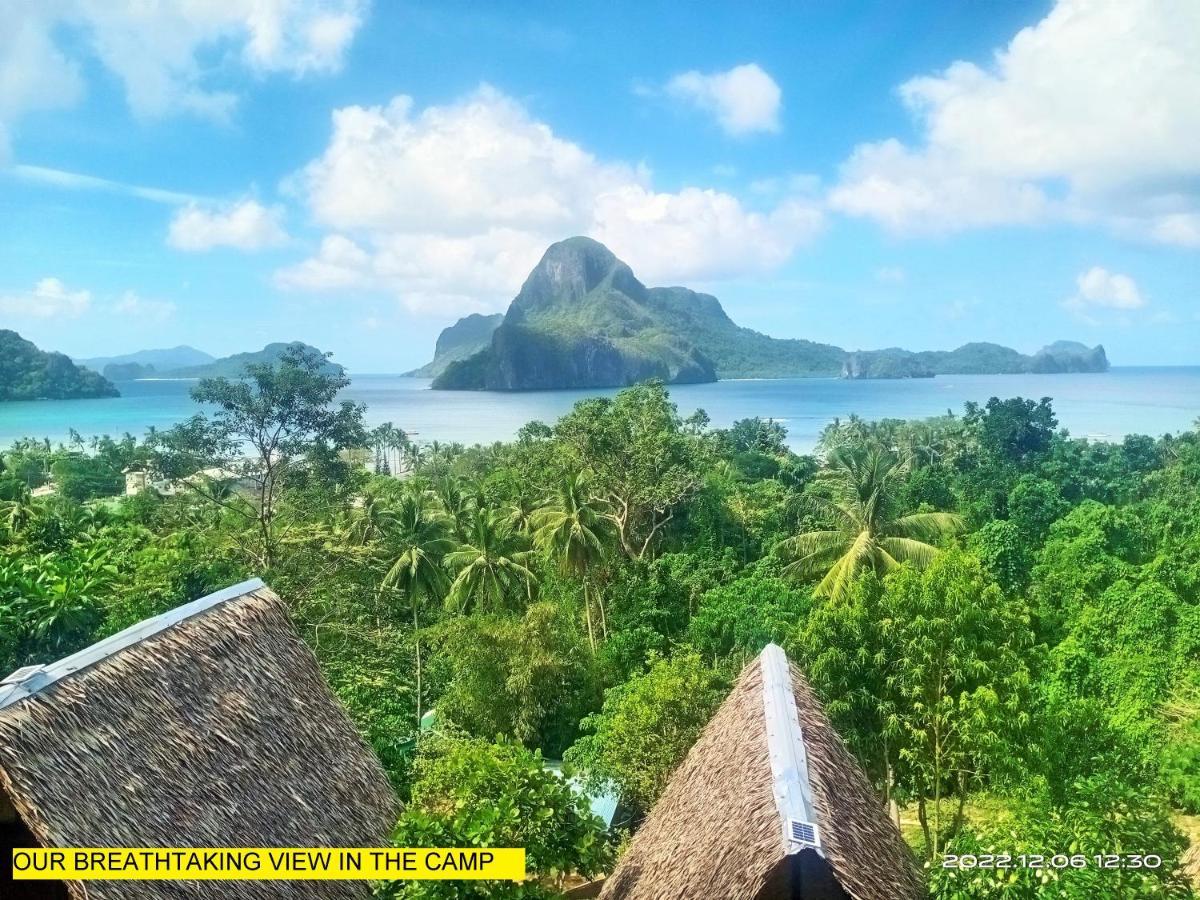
0, 0, 1197, 372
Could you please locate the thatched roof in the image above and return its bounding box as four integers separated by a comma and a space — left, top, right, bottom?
0, 579, 398, 899
600, 644, 923, 900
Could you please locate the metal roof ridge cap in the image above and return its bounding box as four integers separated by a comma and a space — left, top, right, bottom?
0, 577, 267, 712
759, 642, 822, 856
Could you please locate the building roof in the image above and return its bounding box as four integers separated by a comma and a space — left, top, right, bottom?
0, 579, 399, 899
599, 644, 923, 900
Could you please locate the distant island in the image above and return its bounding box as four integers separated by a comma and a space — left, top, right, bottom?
76, 345, 215, 379
167, 342, 344, 378
842, 340, 1110, 379
421, 237, 1108, 391
74, 342, 342, 381
0, 330, 118, 401
404, 313, 505, 378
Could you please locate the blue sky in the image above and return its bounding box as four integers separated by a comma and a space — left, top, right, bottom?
1, 0, 1197, 371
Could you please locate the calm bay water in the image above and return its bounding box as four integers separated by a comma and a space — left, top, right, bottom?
1, 368, 1197, 453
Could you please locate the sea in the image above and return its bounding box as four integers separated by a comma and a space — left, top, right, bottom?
2, 368, 1197, 454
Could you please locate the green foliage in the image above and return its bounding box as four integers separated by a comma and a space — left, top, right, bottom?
884, 551, 1033, 858
565, 650, 727, 816
50, 453, 123, 501
378, 735, 611, 899
554, 381, 709, 559
776, 442, 963, 601
432, 603, 598, 758
687, 566, 809, 666
149, 344, 366, 568
931, 776, 1192, 899
4, 382, 1199, 897
0, 329, 118, 401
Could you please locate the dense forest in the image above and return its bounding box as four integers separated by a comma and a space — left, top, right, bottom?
1, 346, 1196, 898
0, 330, 118, 401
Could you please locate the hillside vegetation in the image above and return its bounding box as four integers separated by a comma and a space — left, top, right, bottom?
0, 330, 118, 401
426, 238, 1107, 390
1, 349, 1196, 897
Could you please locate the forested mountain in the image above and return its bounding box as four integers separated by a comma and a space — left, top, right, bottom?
168, 342, 344, 378
429, 238, 1108, 390
405, 313, 503, 377
77, 345, 213, 375
844, 341, 1110, 379
434, 238, 717, 390
0, 330, 118, 401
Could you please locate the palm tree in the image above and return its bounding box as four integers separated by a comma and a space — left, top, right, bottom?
435, 475, 474, 539
775, 443, 963, 602
531, 472, 614, 650
503, 494, 539, 535
343, 490, 391, 546
379, 488, 453, 730
444, 508, 536, 614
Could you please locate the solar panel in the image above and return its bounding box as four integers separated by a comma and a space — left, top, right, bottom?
790, 819, 819, 847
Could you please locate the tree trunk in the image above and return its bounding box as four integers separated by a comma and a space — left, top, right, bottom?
951, 772, 968, 838
413, 592, 422, 735
583, 581, 596, 653
917, 797, 932, 860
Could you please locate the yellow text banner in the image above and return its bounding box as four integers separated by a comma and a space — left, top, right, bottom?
12, 848, 525, 881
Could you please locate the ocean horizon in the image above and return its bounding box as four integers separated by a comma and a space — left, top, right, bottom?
2, 366, 1197, 454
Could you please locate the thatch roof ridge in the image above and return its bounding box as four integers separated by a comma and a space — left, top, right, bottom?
0, 581, 398, 899
599, 644, 923, 900
0, 577, 267, 711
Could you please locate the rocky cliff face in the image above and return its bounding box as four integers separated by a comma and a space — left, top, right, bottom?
434, 238, 717, 390
427, 236, 1112, 391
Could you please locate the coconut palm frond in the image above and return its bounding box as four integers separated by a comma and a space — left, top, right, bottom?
889, 511, 964, 542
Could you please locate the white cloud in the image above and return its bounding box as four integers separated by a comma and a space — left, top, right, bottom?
113, 291, 176, 322
0, 278, 91, 319
591, 185, 821, 284
0, 0, 364, 141
875, 266, 907, 284
168, 200, 289, 252
1065, 266, 1146, 312
1150, 213, 1200, 248
665, 63, 782, 136
11, 164, 199, 205
830, 0, 1200, 246
278, 86, 822, 314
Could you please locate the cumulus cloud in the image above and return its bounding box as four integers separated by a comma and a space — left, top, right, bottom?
0, 278, 91, 319
1065, 267, 1146, 313
277, 86, 822, 314
168, 200, 289, 252
664, 63, 782, 136
113, 291, 176, 322
0, 0, 364, 142
829, 0, 1200, 246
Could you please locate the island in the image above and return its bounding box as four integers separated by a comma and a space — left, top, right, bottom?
419, 237, 1109, 390
0, 330, 119, 401
166, 342, 345, 378
77, 345, 214, 376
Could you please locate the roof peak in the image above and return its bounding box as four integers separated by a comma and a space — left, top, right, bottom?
760, 644, 823, 857
0, 577, 266, 712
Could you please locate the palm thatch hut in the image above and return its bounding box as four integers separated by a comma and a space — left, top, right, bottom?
0, 579, 398, 900
599, 644, 922, 900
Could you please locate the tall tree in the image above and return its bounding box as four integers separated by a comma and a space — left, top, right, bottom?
444, 508, 536, 614
776, 443, 963, 601
531, 472, 614, 650
554, 382, 709, 559
883, 551, 1032, 858
149, 345, 365, 569
379, 487, 453, 730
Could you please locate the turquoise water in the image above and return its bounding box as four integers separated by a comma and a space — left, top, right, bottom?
1, 368, 1197, 453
